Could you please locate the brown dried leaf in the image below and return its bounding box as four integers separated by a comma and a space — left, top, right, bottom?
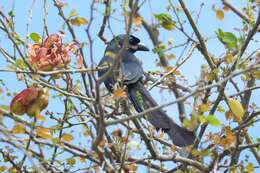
133, 15, 143, 26
111, 129, 122, 138
98, 138, 106, 148
223, 5, 230, 12
61, 133, 74, 142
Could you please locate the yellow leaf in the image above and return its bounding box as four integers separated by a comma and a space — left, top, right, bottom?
52, 137, 60, 144
191, 149, 201, 157
66, 158, 76, 166
182, 117, 197, 130
35, 113, 46, 121
0, 166, 7, 172
246, 163, 254, 173
61, 133, 74, 142
162, 22, 175, 30
197, 115, 207, 123
79, 157, 86, 162
113, 88, 126, 99
8, 167, 18, 173
253, 70, 260, 79
36, 127, 52, 140
125, 164, 137, 172
133, 16, 143, 26
170, 146, 177, 152
216, 10, 224, 20
225, 53, 234, 64
12, 123, 25, 134
157, 43, 167, 50
166, 53, 176, 60
217, 106, 225, 112
198, 103, 210, 112
164, 66, 180, 75
227, 98, 244, 121
207, 72, 215, 82
70, 17, 88, 26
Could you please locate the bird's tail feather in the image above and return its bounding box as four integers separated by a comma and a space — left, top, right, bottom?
127, 81, 196, 147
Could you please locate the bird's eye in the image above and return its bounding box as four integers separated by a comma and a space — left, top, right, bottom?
129, 36, 134, 45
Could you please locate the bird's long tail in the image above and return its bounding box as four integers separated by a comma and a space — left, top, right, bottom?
127, 81, 196, 147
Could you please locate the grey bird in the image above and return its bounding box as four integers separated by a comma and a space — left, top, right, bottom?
98, 34, 196, 147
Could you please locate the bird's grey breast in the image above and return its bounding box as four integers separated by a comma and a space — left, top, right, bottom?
122, 53, 144, 84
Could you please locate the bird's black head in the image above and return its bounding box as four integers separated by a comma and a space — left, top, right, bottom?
107, 34, 149, 53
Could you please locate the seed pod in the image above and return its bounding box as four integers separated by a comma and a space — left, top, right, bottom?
10, 88, 49, 117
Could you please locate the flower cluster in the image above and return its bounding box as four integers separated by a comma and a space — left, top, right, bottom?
28, 34, 74, 71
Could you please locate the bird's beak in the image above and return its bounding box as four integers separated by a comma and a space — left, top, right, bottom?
130, 43, 149, 51
137, 43, 149, 51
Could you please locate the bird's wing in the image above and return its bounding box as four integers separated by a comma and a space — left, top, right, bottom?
121, 61, 143, 84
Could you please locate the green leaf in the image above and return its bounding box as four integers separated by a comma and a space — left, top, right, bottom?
211, 5, 217, 12
69, 9, 78, 18
51, 137, 60, 144
207, 115, 222, 126
8, 11, 15, 17
216, 29, 237, 49
15, 59, 27, 69
29, 33, 41, 43
154, 13, 172, 22
154, 13, 175, 30
13, 32, 24, 45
